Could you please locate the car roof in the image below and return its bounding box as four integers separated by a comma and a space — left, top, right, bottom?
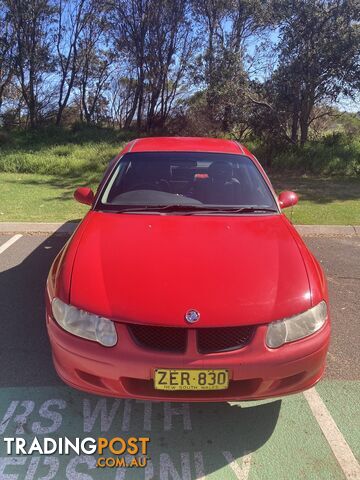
128, 137, 246, 154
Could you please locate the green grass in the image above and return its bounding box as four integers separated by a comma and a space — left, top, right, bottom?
271, 175, 360, 225
0, 172, 359, 224
0, 126, 133, 221
0, 125, 133, 176
0, 126, 359, 224
0, 173, 93, 222
2, 126, 359, 177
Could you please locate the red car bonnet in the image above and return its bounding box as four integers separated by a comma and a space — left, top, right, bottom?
65, 210, 312, 327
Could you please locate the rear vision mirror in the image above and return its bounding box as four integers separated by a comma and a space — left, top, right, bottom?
74, 187, 94, 206
278, 191, 298, 209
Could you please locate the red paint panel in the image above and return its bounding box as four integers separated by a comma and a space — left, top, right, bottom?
68, 211, 311, 327
131, 137, 240, 153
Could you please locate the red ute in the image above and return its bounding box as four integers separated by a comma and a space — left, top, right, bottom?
46, 137, 330, 401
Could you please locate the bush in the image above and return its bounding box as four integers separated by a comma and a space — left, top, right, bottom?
0, 125, 135, 177
0, 125, 359, 177
269, 133, 360, 176
0, 130, 11, 145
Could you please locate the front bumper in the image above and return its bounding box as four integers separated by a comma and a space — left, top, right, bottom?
46, 307, 330, 402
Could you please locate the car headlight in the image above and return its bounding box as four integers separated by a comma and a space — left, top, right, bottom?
51, 298, 117, 347
266, 301, 327, 348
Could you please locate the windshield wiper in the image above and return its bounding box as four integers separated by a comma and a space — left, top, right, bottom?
182, 206, 278, 215
113, 204, 205, 213
112, 204, 277, 214
216, 206, 278, 213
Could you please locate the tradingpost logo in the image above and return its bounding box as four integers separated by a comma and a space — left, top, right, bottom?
3, 436, 150, 468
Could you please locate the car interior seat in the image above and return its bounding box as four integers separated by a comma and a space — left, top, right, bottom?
194, 161, 241, 204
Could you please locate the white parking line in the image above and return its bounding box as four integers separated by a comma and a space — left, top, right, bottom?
304, 387, 360, 480
0, 234, 23, 255
222, 452, 252, 480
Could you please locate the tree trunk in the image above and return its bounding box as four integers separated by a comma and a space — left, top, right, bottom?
136, 65, 145, 130
124, 84, 140, 129
299, 117, 309, 146
56, 106, 64, 126
222, 105, 231, 132
28, 100, 36, 128
291, 110, 299, 143
299, 93, 314, 146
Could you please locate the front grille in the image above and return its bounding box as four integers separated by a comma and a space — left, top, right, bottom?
197, 326, 254, 353
127, 323, 254, 354
128, 324, 187, 353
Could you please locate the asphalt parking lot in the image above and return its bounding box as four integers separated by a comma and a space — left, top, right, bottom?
0, 232, 359, 479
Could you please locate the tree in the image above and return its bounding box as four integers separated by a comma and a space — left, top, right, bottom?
5, 0, 56, 128
144, 0, 193, 130
110, 0, 150, 129
77, 11, 113, 124
191, 0, 276, 131
0, 1, 15, 114
108, 74, 139, 127
110, 0, 193, 130
54, 0, 96, 125
275, 0, 360, 145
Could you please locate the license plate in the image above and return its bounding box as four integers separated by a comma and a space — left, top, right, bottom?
154, 369, 229, 391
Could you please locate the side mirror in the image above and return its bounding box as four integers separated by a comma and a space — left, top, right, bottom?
74, 187, 94, 206
278, 190, 298, 209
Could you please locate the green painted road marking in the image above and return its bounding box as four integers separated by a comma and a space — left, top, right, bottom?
304, 387, 360, 479
0, 385, 348, 479
245, 393, 345, 480
316, 381, 360, 464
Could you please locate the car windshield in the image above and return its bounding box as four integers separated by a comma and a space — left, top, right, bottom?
98, 152, 277, 213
